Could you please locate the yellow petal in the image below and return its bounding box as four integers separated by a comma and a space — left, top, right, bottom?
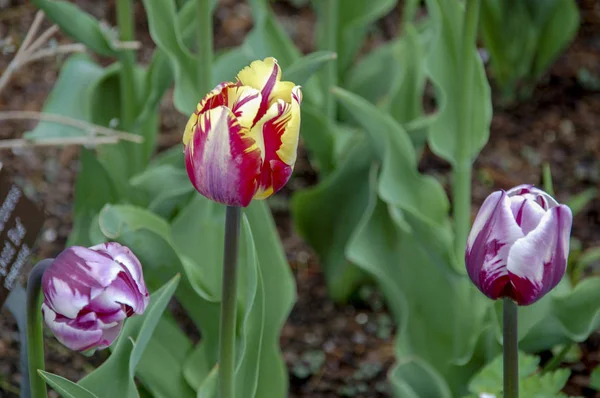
182, 112, 199, 148
225, 85, 262, 130
237, 57, 294, 104
276, 86, 303, 165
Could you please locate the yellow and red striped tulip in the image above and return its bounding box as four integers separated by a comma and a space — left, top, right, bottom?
183, 57, 303, 207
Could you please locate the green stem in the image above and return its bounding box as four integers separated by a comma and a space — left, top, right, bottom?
116, 0, 137, 131
218, 206, 241, 398
453, 0, 481, 263
27, 259, 53, 398
197, 0, 213, 96
503, 298, 519, 398
542, 344, 571, 374
402, 0, 419, 25
542, 162, 554, 196
321, 0, 338, 120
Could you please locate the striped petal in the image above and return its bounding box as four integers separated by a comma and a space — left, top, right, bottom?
225, 85, 262, 130
236, 57, 294, 122
248, 86, 302, 200
465, 191, 525, 300
507, 184, 558, 210
42, 304, 106, 352
506, 205, 572, 305
42, 247, 120, 318
183, 82, 236, 146
509, 196, 546, 235
185, 106, 262, 207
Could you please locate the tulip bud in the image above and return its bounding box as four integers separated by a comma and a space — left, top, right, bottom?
183, 57, 303, 207
41, 242, 149, 353
465, 185, 572, 305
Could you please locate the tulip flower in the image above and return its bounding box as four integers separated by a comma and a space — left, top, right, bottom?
465, 184, 572, 306
41, 242, 149, 352
182, 57, 303, 207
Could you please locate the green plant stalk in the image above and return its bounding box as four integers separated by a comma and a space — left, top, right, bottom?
197, 0, 213, 96
26, 259, 53, 398
116, 0, 137, 131
542, 162, 554, 196
503, 298, 519, 398
542, 344, 572, 374
219, 206, 241, 398
402, 0, 419, 25
321, 0, 338, 120
452, 0, 481, 263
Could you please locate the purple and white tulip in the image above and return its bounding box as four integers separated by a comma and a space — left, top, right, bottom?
465, 185, 573, 306
41, 242, 149, 353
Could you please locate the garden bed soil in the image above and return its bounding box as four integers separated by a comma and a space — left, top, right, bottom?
1, 0, 600, 397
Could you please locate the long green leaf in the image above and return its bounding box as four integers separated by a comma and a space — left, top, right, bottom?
424, 0, 492, 164
79, 276, 181, 398
31, 0, 117, 56
38, 371, 98, 398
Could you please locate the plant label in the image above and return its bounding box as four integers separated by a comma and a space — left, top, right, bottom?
0, 162, 44, 307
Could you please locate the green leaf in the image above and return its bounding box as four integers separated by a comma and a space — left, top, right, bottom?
566, 187, 597, 216
299, 104, 336, 175
314, 0, 397, 78
24, 54, 104, 141
424, 0, 492, 164
31, 0, 117, 56
292, 139, 373, 302
96, 203, 218, 334
141, 0, 199, 114
134, 318, 196, 398
332, 87, 456, 271
38, 371, 99, 398
347, 190, 490, 395
178, 199, 295, 397
130, 165, 194, 220
390, 359, 451, 398
86, 63, 158, 186
197, 366, 219, 398
79, 275, 181, 398
244, 201, 296, 397
171, 196, 226, 302
468, 352, 540, 396
531, 0, 579, 79
284, 51, 337, 86
590, 365, 600, 391
68, 149, 118, 246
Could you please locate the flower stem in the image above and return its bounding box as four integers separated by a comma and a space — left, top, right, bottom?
452, 0, 481, 263
26, 259, 53, 398
219, 206, 241, 398
503, 298, 519, 398
321, 0, 338, 120
197, 0, 213, 96
116, 0, 137, 131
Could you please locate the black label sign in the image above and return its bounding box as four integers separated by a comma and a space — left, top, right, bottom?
0, 163, 44, 306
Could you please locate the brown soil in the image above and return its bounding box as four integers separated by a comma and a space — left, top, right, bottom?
1, 0, 599, 397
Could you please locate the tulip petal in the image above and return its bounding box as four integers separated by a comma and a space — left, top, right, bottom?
506, 205, 573, 305
42, 247, 123, 318
249, 87, 302, 200
236, 57, 294, 121
466, 191, 525, 299
507, 184, 558, 210
89, 242, 149, 306
185, 106, 262, 207
42, 304, 104, 352
183, 82, 235, 147
226, 85, 262, 129
509, 196, 546, 235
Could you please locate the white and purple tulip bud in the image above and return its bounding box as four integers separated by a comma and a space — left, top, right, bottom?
41, 242, 149, 353
465, 185, 573, 306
